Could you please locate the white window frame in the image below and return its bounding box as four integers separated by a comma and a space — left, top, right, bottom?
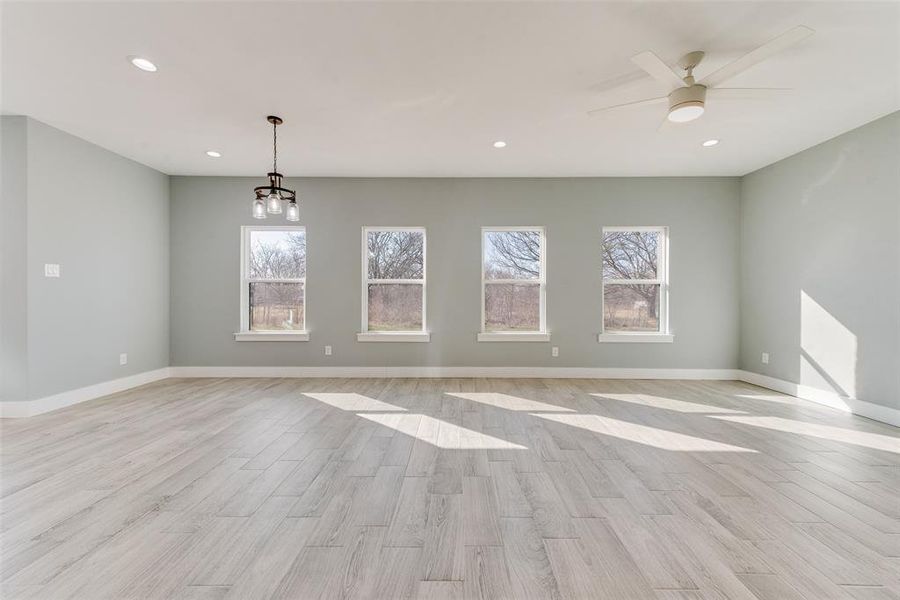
478, 226, 549, 342
235, 225, 309, 342
358, 226, 429, 342
598, 225, 672, 343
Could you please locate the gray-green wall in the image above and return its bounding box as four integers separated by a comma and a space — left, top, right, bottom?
1, 117, 29, 402
170, 177, 741, 369
6, 112, 897, 417
0, 117, 170, 401
740, 112, 900, 411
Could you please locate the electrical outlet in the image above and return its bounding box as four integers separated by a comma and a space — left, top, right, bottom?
119, 353, 128, 366
324, 345, 332, 356
44, 263, 60, 278
761, 352, 769, 365
551, 346, 559, 358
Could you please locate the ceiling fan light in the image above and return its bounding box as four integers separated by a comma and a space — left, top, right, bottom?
667, 102, 705, 123
252, 198, 267, 219
266, 192, 283, 214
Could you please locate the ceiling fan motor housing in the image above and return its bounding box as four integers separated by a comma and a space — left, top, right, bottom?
668, 84, 707, 113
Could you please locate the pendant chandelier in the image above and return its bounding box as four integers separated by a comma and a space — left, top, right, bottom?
251, 115, 299, 221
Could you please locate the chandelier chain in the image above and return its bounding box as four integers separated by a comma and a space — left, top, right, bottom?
272, 120, 277, 173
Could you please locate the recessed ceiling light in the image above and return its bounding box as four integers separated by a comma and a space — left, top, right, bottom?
702, 139, 720, 147
129, 56, 157, 72
493, 141, 507, 148
206, 150, 222, 158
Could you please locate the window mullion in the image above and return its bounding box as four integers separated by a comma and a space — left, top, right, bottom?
367, 279, 424, 285
248, 278, 305, 283
484, 279, 541, 285
604, 278, 662, 285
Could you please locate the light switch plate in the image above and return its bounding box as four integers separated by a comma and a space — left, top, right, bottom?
44, 263, 60, 278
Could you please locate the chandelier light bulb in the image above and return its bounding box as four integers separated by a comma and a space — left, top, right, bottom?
266, 192, 282, 214
252, 198, 267, 219
285, 201, 300, 222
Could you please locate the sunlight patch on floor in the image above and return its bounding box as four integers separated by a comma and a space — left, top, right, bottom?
446, 392, 574, 412
303, 392, 407, 412
534, 413, 757, 453
711, 415, 900, 454
592, 393, 746, 414
357, 413, 528, 450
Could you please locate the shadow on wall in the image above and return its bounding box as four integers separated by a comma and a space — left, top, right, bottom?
800, 290, 857, 407
800, 143, 855, 206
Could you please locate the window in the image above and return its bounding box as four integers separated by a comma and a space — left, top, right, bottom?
600, 226, 671, 342
359, 227, 428, 342
479, 227, 548, 342
236, 226, 308, 341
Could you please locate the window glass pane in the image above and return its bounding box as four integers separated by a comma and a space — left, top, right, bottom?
249, 230, 306, 279
603, 284, 660, 332
367, 231, 424, 279
367, 284, 423, 331
484, 230, 541, 280
602, 231, 658, 280
484, 283, 540, 331
250, 282, 305, 330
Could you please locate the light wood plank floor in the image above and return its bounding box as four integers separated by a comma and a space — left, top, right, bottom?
1, 377, 898, 600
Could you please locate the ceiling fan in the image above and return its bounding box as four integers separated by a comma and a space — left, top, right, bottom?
588, 26, 814, 125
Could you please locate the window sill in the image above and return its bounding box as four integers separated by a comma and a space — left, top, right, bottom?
234, 331, 310, 342
477, 332, 551, 343
357, 332, 431, 343
597, 333, 673, 343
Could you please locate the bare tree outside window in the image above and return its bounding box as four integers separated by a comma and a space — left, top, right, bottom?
365, 229, 425, 331
368, 230, 423, 279
602, 231, 657, 280
602, 229, 666, 333
484, 230, 541, 279
246, 229, 306, 331
483, 229, 545, 332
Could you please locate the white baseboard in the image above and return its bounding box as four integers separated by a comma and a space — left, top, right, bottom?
738, 370, 899, 427
0, 367, 172, 418
5, 365, 895, 428
169, 366, 742, 380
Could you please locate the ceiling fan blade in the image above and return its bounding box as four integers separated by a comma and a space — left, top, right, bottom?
589, 70, 649, 94
631, 51, 686, 89
700, 25, 814, 88
587, 96, 667, 116
708, 87, 792, 99
657, 117, 674, 133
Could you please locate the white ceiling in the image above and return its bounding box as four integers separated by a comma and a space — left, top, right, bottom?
3, 1, 898, 177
